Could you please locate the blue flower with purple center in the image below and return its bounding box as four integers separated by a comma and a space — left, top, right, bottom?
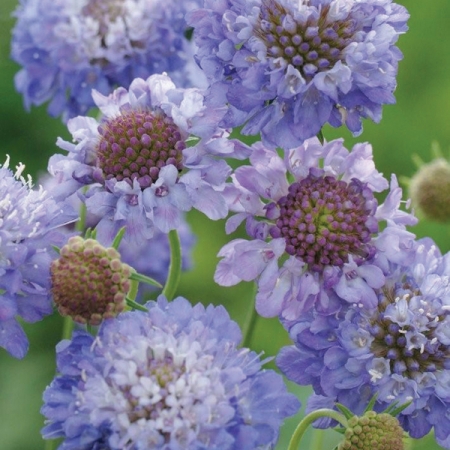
215, 137, 416, 320
49, 73, 250, 242
0, 157, 76, 358
41, 296, 300, 449
187, 0, 409, 148
277, 237, 450, 448
11, 0, 205, 121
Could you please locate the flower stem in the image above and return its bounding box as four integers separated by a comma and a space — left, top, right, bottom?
44, 439, 58, 450
241, 283, 258, 348
162, 229, 182, 301
288, 409, 348, 450
61, 315, 74, 341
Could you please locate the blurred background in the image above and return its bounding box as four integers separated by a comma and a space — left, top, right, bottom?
1, 0, 450, 448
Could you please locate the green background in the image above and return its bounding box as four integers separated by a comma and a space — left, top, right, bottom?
1, 0, 449, 448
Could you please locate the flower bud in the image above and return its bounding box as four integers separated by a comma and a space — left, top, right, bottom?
51, 236, 134, 325
338, 411, 404, 450
409, 158, 450, 222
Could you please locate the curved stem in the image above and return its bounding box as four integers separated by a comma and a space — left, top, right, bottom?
44, 439, 58, 450
241, 283, 258, 348
288, 409, 348, 450
61, 316, 74, 341
162, 229, 182, 301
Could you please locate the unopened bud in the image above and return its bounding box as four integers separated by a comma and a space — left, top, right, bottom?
51, 236, 133, 325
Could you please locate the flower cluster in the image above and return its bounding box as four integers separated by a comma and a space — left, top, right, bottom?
277, 238, 450, 447
215, 137, 416, 321
42, 296, 300, 449
187, 0, 409, 148
11, 0, 204, 121
49, 72, 249, 244
0, 157, 76, 358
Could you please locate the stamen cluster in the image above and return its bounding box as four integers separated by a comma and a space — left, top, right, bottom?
270, 174, 373, 272
256, 1, 357, 79
97, 108, 185, 188
51, 236, 133, 325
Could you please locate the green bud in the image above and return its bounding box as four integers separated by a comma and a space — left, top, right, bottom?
338, 411, 404, 450
409, 158, 450, 222
51, 236, 134, 325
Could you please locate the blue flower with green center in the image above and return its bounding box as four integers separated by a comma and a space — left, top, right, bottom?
11, 0, 204, 122
277, 238, 450, 448
187, 0, 409, 149
215, 138, 416, 320
49, 73, 250, 242
0, 157, 76, 358
41, 296, 300, 449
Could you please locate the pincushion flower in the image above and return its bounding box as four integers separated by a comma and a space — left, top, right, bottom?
277, 238, 450, 448
215, 137, 416, 320
187, 0, 409, 149
11, 0, 205, 121
0, 157, 76, 358
49, 73, 249, 242
41, 296, 300, 449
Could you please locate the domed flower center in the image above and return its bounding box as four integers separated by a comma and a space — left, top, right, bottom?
83, 335, 227, 446
51, 236, 133, 325
369, 285, 450, 377
270, 174, 374, 272
96, 108, 186, 189
82, 0, 125, 35
255, 1, 358, 79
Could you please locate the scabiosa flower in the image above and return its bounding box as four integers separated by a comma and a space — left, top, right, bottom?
0, 157, 76, 358
215, 137, 416, 320
187, 0, 409, 148
277, 238, 450, 448
49, 73, 249, 242
11, 0, 205, 121
41, 296, 300, 449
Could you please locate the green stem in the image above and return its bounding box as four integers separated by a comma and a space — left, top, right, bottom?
75, 192, 87, 233
44, 439, 58, 450
309, 427, 325, 450
241, 283, 258, 348
317, 129, 325, 144
61, 316, 74, 341
288, 409, 348, 450
162, 229, 182, 301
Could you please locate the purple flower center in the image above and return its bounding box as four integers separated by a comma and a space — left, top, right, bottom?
255, 1, 358, 79
50, 237, 133, 325
369, 285, 450, 376
82, 0, 125, 36
270, 173, 373, 272
96, 108, 186, 189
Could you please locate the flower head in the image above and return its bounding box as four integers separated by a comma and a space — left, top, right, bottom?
51, 236, 134, 325
277, 238, 450, 448
11, 0, 205, 121
49, 73, 249, 241
187, 0, 409, 148
0, 157, 76, 358
41, 296, 300, 449
215, 138, 416, 320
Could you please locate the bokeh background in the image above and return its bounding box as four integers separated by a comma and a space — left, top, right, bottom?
1, 0, 450, 449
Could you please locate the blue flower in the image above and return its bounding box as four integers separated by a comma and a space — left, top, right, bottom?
49, 73, 250, 242
215, 138, 416, 320
11, 0, 205, 122
277, 238, 450, 448
41, 296, 300, 449
0, 157, 76, 358
187, 0, 409, 148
